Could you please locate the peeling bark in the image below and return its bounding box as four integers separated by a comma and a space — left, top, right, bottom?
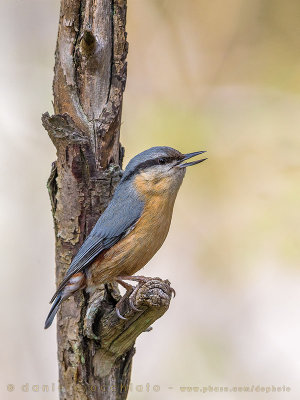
43, 1, 173, 399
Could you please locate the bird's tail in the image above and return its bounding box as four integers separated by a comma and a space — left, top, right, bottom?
44, 293, 63, 329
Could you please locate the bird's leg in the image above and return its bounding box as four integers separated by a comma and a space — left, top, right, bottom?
115, 278, 142, 319
117, 275, 150, 312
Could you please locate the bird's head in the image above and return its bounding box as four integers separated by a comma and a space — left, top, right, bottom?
121, 146, 207, 197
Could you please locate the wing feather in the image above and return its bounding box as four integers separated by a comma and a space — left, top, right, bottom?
50, 185, 144, 303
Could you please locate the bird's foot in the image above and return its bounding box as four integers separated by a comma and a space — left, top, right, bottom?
115, 276, 176, 319
115, 278, 141, 320
120, 275, 176, 298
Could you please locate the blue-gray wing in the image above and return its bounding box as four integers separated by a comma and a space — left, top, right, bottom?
50, 185, 144, 303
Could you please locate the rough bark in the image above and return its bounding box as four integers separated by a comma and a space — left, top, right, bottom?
42, 1, 173, 399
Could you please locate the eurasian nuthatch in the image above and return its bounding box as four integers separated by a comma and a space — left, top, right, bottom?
45, 146, 207, 328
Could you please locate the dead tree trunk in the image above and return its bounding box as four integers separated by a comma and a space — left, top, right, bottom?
42, 1, 173, 399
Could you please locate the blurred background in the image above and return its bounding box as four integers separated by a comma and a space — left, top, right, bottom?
1, 0, 299, 399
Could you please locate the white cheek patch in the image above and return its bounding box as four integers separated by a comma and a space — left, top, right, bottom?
140, 170, 157, 181
141, 166, 172, 182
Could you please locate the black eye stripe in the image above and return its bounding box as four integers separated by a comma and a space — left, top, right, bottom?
122, 156, 182, 181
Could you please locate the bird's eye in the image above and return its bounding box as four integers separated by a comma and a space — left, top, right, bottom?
158, 158, 167, 165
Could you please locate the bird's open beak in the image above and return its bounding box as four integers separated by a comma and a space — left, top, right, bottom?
178, 151, 207, 168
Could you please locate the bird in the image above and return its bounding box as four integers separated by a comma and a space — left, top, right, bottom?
44, 146, 207, 328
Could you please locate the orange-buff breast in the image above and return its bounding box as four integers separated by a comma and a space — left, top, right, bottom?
86, 175, 178, 290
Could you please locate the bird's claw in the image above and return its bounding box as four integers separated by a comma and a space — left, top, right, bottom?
114, 288, 142, 319
129, 294, 143, 312
115, 305, 127, 320
162, 278, 176, 297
